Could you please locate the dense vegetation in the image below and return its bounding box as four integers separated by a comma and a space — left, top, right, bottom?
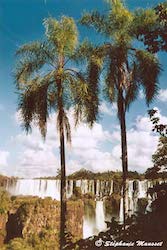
68, 169, 144, 180
145, 109, 167, 179
69, 182, 167, 250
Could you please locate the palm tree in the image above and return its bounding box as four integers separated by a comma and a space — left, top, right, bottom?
80, 0, 161, 228
14, 16, 87, 249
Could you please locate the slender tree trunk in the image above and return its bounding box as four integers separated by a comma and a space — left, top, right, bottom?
60, 124, 66, 250
119, 89, 128, 230
57, 76, 67, 250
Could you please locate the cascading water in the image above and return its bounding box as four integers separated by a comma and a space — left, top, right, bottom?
119, 179, 155, 222
119, 198, 124, 223
6, 178, 116, 200
7, 179, 61, 200
138, 180, 147, 198
5, 177, 164, 235
95, 201, 106, 233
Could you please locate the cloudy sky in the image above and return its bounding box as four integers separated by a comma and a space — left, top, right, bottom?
0, 0, 167, 178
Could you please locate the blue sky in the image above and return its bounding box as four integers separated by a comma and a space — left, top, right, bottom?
0, 0, 167, 178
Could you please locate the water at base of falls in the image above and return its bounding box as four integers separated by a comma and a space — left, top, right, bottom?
83, 200, 107, 238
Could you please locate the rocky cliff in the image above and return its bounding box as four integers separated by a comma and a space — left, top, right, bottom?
0, 193, 83, 249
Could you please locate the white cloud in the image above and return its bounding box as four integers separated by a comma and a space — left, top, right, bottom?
99, 102, 117, 116
108, 111, 167, 172
158, 89, 167, 102
12, 111, 113, 177
10, 107, 167, 177
16, 148, 58, 177
135, 116, 153, 132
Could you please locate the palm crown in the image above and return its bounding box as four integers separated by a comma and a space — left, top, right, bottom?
80, 0, 161, 120
15, 16, 87, 141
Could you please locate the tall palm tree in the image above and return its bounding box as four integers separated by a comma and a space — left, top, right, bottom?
14, 16, 87, 249
80, 0, 161, 228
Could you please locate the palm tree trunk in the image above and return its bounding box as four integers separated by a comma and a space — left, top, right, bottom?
57, 77, 67, 250
60, 124, 66, 250
119, 89, 128, 230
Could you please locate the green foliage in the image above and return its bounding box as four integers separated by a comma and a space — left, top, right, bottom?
104, 193, 121, 215
4, 232, 59, 250
5, 238, 33, 250
27, 230, 59, 250
70, 183, 167, 250
145, 109, 167, 179
134, 50, 160, 105
133, 8, 158, 38
0, 189, 11, 214
80, 0, 160, 125
146, 136, 167, 179
70, 187, 82, 200
43, 16, 78, 56
152, 136, 167, 168
15, 16, 88, 141
68, 168, 143, 181
137, 2, 167, 53
148, 108, 167, 136
137, 198, 148, 213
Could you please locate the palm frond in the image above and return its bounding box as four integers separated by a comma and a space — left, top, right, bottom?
16, 41, 43, 56
72, 40, 95, 63
44, 16, 78, 56
63, 113, 71, 144
135, 50, 161, 105
15, 57, 46, 85
104, 53, 118, 103
15, 41, 57, 87
66, 72, 88, 126
86, 59, 101, 126
18, 82, 37, 134
80, 11, 110, 35
18, 75, 51, 139
125, 82, 138, 111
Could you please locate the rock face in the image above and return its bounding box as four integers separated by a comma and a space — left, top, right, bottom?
4, 197, 83, 246
0, 214, 7, 247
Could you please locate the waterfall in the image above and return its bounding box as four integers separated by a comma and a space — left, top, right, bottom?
119, 198, 124, 223
96, 180, 100, 197
6, 179, 61, 200
138, 180, 147, 198
6, 178, 162, 222
128, 180, 134, 198
5, 178, 116, 200
109, 180, 114, 195
119, 180, 152, 222
83, 217, 95, 239
5, 177, 165, 238
95, 201, 106, 233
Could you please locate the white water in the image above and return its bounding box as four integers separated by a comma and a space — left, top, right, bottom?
138, 180, 147, 198
119, 198, 124, 223
7, 179, 61, 200
6, 178, 164, 235
95, 201, 106, 232
6, 179, 115, 200
83, 217, 95, 239
83, 200, 107, 238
